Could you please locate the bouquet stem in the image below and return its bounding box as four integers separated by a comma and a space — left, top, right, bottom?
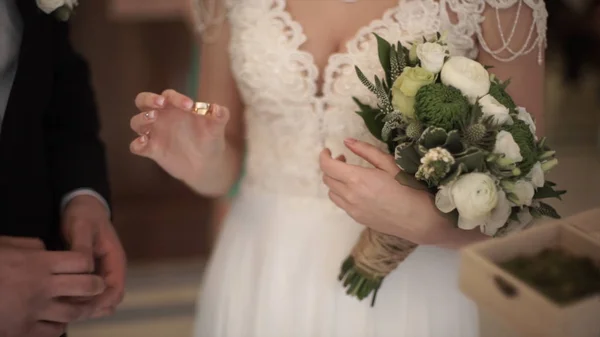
339, 229, 418, 306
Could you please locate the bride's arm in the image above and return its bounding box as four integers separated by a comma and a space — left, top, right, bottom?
191, 3, 245, 196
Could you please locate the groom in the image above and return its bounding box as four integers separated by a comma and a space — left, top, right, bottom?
0, 1, 125, 336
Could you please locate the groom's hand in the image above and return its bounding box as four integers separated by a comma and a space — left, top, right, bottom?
62, 195, 126, 318
0, 236, 106, 337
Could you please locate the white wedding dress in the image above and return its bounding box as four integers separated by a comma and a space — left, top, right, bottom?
192, 1, 547, 336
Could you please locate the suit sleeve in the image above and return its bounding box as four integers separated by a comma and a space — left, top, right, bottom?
45, 21, 111, 209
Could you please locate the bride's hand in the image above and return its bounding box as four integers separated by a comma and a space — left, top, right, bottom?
319, 138, 456, 245
129, 89, 230, 187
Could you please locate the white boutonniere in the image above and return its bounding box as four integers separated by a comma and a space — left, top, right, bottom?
36, 0, 79, 21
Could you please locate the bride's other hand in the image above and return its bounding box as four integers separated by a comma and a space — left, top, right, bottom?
130, 89, 230, 194
319, 138, 487, 248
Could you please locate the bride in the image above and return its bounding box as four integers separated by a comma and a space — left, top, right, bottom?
130, 0, 547, 336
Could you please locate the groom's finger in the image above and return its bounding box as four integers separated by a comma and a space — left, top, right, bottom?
161, 89, 194, 111
0, 236, 45, 250
344, 138, 399, 174
135, 92, 165, 111
65, 220, 95, 258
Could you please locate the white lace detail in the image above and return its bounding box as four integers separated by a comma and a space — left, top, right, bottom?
446, 0, 547, 64
222, 0, 547, 197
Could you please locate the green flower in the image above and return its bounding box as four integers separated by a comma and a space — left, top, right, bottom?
391, 67, 436, 119
414, 83, 470, 131
502, 119, 537, 176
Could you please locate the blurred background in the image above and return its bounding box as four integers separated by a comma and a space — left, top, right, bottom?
67, 0, 600, 336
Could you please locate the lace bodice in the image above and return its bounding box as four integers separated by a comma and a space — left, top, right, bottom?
197, 0, 547, 197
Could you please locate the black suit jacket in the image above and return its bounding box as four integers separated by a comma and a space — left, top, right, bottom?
0, 1, 110, 250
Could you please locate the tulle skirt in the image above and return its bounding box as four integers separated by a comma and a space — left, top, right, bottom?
193, 185, 479, 337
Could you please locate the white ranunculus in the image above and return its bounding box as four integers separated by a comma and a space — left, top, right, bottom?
516, 107, 537, 136
527, 162, 545, 188
510, 180, 535, 206
435, 173, 510, 235
479, 95, 513, 126
416, 42, 448, 74
36, 0, 66, 13
494, 130, 523, 163
479, 190, 512, 236
440, 56, 491, 103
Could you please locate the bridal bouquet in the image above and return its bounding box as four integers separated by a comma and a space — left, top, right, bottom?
339, 33, 566, 305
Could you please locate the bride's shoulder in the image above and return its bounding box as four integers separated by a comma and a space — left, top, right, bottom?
446, 0, 547, 63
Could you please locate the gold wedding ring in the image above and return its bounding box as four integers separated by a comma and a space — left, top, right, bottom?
192, 102, 212, 116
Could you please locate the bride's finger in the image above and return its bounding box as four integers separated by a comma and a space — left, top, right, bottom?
319, 149, 356, 182
323, 174, 350, 197
343, 138, 398, 174
328, 191, 350, 211
205, 105, 230, 138
135, 92, 165, 111
130, 111, 156, 135
161, 89, 194, 111
129, 135, 152, 158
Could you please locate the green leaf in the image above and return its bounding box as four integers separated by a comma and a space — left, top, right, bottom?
439, 162, 467, 186
417, 144, 429, 157
508, 207, 520, 222
501, 78, 512, 90
355, 66, 377, 94
444, 130, 463, 153
530, 208, 542, 218
353, 97, 385, 142
373, 34, 392, 87
419, 127, 448, 149
535, 202, 561, 219
395, 142, 420, 175
395, 171, 428, 191
533, 182, 567, 200
454, 147, 486, 172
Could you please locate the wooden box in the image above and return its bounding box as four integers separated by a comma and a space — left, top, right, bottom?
459, 220, 600, 337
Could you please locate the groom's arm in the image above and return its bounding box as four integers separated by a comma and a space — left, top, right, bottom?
45, 21, 111, 211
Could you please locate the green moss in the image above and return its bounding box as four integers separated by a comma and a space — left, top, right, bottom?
500, 249, 600, 305
489, 81, 516, 110
414, 83, 470, 131
502, 119, 537, 176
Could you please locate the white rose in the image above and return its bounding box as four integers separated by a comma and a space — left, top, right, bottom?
527, 162, 545, 188
509, 180, 535, 206
440, 56, 491, 103
494, 130, 523, 163
516, 107, 537, 137
479, 95, 513, 126
36, 0, 66, 13
66, 0, 79, 8
416, 42, 448, 74
435, 173, 511, 235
